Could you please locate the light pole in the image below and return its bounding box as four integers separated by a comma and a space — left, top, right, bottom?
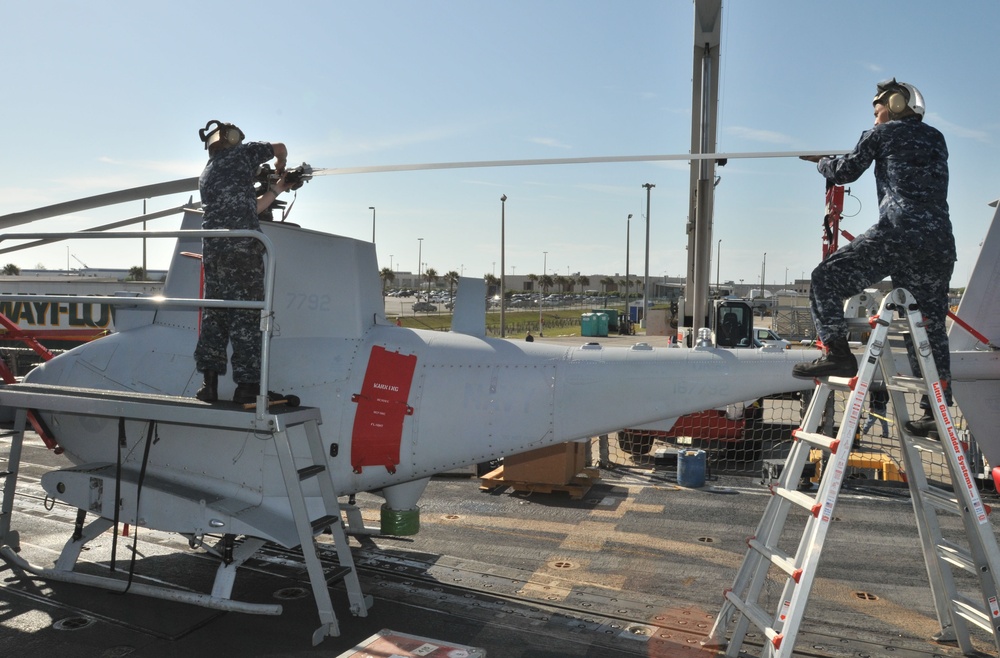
417, 237, 423, 296
642, 183, 655, 325
539, 251, 547, 336
369, 206, 375, 243
716, 239, 721, 294
761, 252, 767, 296
760, 252, 767, 318
625, 213, 632, 322
500, 194, 507, 338
389, 255, 393, 272
142, 199, 147, 279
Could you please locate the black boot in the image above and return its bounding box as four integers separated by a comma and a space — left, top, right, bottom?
904, 411, 939, 439
233, 383, 284, 405
195, 371, 218, 402
792, 337, 857, 379
233, 382, 258, 405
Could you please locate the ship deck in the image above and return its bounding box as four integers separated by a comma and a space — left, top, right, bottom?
2, 423, 998, 657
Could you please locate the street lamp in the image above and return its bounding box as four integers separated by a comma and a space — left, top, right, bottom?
642, 183, 655, 325
716, 239, 721, 294
369, 206, 375, 243
500, 194, 507, 338
760, 252, 767, 318
539, 251, 547, 336
761, 252, 767, 297
625, 213, 632, 320
417, 237, 423, 295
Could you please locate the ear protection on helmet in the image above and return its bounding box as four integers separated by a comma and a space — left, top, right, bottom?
199, 120, 245, 150
884, 90, 908, 114
873, 79, 925, 118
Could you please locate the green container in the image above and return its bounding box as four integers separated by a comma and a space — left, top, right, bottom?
380, 503, 420, 536
591, 308, 619, 331
595, 312, 609, 337
581, 313, 598, 337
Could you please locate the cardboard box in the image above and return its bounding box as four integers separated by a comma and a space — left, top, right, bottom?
335, 629, 485, 657
502, 441, 588, 485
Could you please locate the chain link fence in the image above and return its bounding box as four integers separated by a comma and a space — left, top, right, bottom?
592, 391, 991, 494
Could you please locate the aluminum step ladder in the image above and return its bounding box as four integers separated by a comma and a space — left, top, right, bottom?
271, 413, 372, 645
704, 287, 1000, 657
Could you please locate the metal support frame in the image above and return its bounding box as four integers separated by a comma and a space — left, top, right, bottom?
0, 228, 278, 417
0, 383, 369, 644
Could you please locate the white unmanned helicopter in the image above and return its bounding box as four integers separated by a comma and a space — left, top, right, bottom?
0, 151, 828, 637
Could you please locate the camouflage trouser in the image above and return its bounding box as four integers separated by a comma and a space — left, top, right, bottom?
809, 227, 955, 405
194, 238, 265, 384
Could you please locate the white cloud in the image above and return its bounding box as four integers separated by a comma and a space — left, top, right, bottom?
98, 157, 201, 177
725, 126, 798, 146
528, 137, 572, 149
924, 113, 992, 144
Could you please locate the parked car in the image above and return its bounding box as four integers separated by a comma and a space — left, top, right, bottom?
753, 327, 791, 349
412, 302, 437, 312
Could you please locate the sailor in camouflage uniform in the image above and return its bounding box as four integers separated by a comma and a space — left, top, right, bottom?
793, 79, 955, 437
194, 120, 290, 404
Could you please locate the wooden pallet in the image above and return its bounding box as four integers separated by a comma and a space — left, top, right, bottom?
478, 465, 601, 499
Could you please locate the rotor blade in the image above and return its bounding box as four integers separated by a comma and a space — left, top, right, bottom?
0, 149, 846, 229
0, 201, 199, 256
0, 177, 199, 231
309, 150, 849, 176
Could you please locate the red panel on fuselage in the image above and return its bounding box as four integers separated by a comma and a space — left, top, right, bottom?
350, 345, 417, 473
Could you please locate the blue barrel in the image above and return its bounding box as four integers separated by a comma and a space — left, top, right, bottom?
677, 449, 706, 487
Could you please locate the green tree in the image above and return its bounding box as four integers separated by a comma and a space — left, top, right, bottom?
539, 274, 554, 295
2, 263, 21, 275
577, 275, 590, 292
127, 266, 146, 281
423, 267, 439, 296
484, 273, 500, 298
444, 270, 460, 299
380, 267, 396, 295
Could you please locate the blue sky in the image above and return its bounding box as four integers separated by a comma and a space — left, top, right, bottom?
2, 1, 997, 290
